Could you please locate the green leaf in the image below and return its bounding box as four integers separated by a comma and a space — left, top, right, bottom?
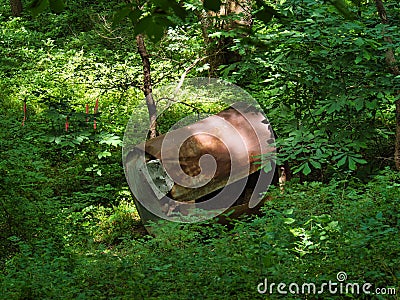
208, 32, 223, 38
203, 0, 221, 12
196, 63, 210, 72
49, 0, 65, 13
365, 100, 377, 109
152, 0, 170, 11
351, 156, 367, 164
283, 217, 296, 224
294, 162, 312, 175
98, 151, 112, 159
169, 0, 187, 20
284, 208, 294, 215
348, 157, 356, 170
354, 98, 364, 111
309, 159, 321, 169
263, 161, 273, 173
302, 162, 312, 175
152, 0, 186, 20
99, 135, 122, 147
363, 50, 371, 61
255, 5, 277, 24
146, 22, 167, 42
327, 221, 339, 230
7, 236, 21, 243
332, 153, 345, 160
153, 263, 172, 271
134, 16, 154, 36
354, 38, 364, 47
75, 135, 88, 144
134, 15, 173, 41
313, 214, 331, 223
129, 9, 142, 26
113, 5, 132, 27
326, 0, 354, 20
28, 0, 49, 16
337, 156, 347, 167
154, 15, 175, 28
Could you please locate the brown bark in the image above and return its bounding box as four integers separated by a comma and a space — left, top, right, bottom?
136, 34, 157, 139
375, 0, 400, 170
198, 0, 252, 76
396, 99, 400, 170
196, 10, 221, 76
10, 0, 22, 17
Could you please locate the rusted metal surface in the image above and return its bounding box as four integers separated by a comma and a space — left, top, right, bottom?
124, 102, 276, 226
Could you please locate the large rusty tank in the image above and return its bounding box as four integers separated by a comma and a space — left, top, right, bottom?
124, 102, 276, 230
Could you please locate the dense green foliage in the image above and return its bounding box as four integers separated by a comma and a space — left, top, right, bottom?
1, 174, 399, 299
0, 0, 399, 299
220, 0, 400, 178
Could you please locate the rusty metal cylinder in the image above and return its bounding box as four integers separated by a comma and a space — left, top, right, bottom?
124, 102, 276, 227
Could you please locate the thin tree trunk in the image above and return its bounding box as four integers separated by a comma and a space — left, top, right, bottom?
136, 34, 157, 139
375, 0, 400, 170
10, 0, 22, 17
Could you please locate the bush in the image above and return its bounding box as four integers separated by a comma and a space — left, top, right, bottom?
1, 170, 398, 299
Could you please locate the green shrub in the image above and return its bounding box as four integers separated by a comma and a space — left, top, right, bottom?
1, 170, 398, 299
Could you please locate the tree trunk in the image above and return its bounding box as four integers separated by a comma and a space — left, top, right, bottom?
197, 0, 252, 76
10, 0, 22, 17
375, 0, 400, 170
136, 34, 157, 139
